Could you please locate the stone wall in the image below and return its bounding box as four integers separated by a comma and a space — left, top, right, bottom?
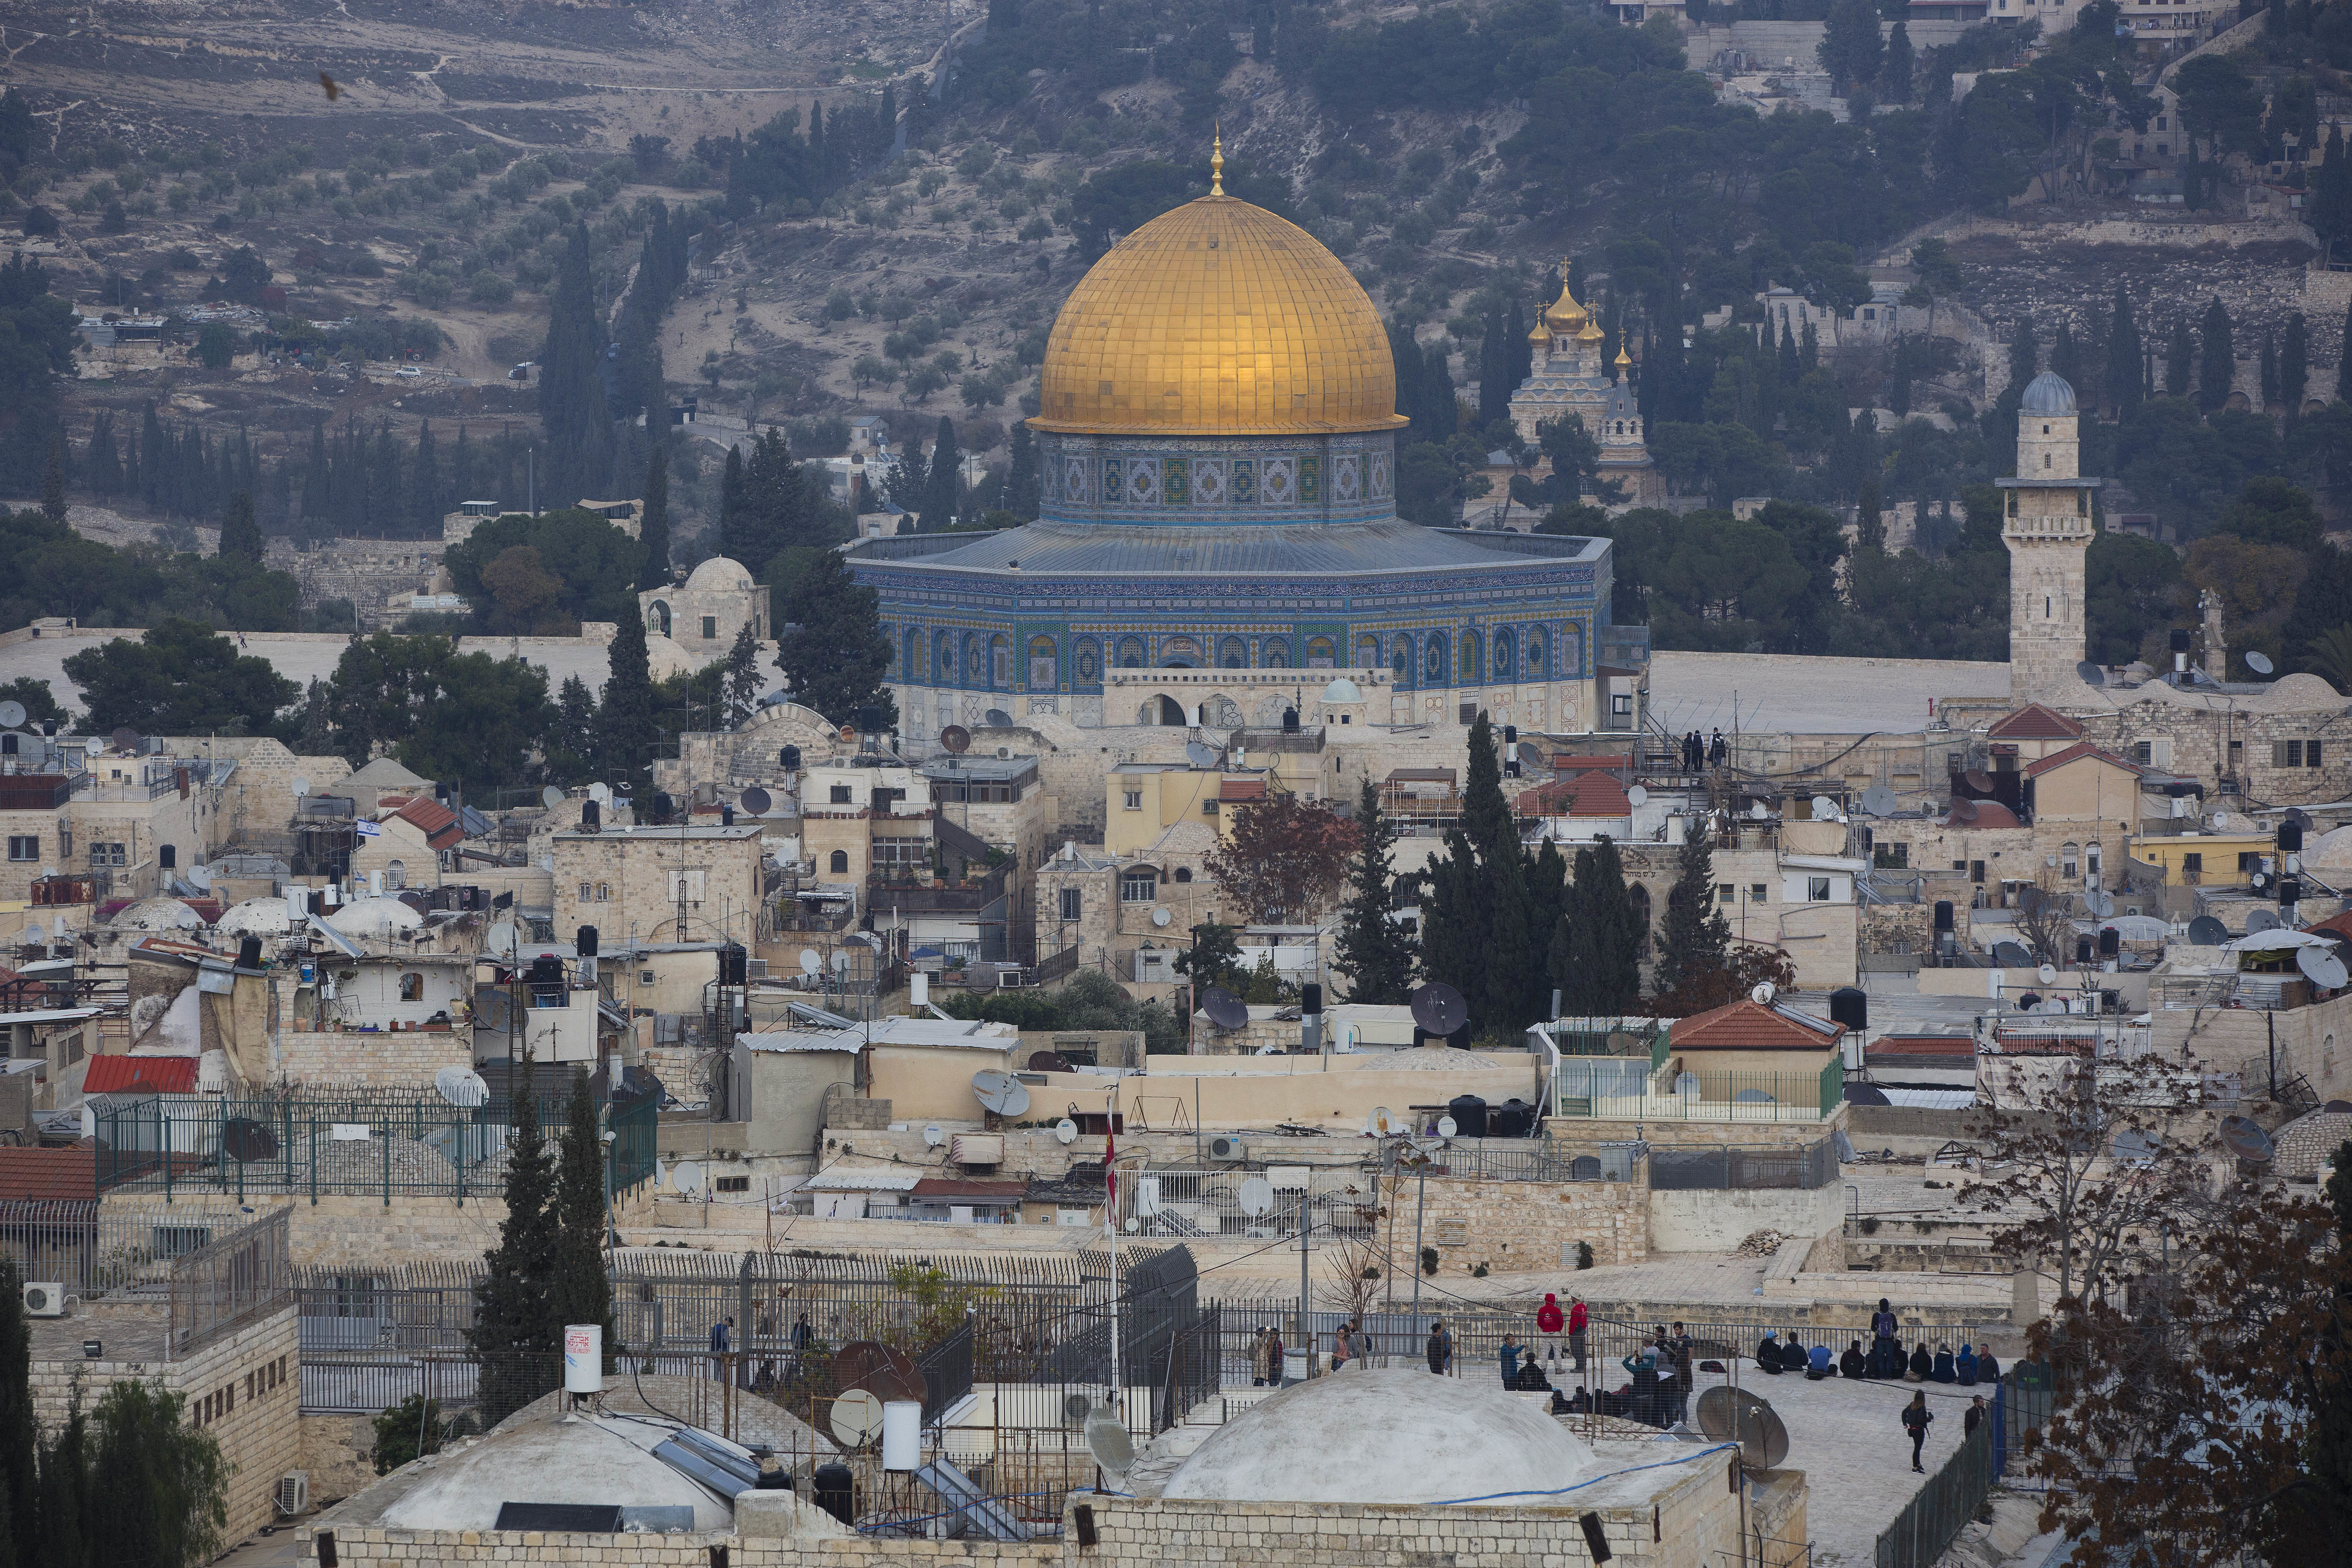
262, 539, 447, 631
276, 1026, 473, 1089
99, 1193, 510, 1269
1418, 1174, 1647, 1274
302, 1413, 383, 1507
1647, 1183, 1844, 1253
1861, 897, 1975, 956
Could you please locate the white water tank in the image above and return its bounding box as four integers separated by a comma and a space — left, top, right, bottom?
563, 1324, 602, 1394
910, 971, 930, 1007
881, 1400, 921, 1471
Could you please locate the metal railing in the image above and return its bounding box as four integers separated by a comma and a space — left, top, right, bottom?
1412, 1138, 1642, 1183
169, 1207, 292, 1355
1550, 1064, 1844, 1122
1130, 1166, 1383, 1240
0, 1200, 249, 1300
1877, 1404, 1995, 1568
1647, 1138, 1839, 1191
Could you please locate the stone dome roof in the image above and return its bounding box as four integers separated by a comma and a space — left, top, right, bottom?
216, 897, 294, 937
1160, 1367, 1602, 1506
1032, 186, 1403, 437
1320, 677, 1363, 703
326, 896, 423, 937
375, 1410, 738, 1533
2020, 372, 2077, 416
683, 556, 755, 592
111, 897, 204, 931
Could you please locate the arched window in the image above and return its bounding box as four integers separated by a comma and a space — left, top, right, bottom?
1027, 635, 1058, 690
1262, 639, 1290, 668
1305, 636, 1336, 668
1393, 642, 1411, 684
903, 628, 923, 683
1493, 628, 1515, 681
990, 634, 1011, 689
384, 858, 405, 889
829, 849, 850, 874
1425, 638, 1446, 684
1357, 636, 1379, 667
1219, 636, 1249, 669
1459, 629, 1482, 683
964, 632, 984, 687
399, 972, 424, 1001
648, 601, 672, 637
1173, 867, 1193, 883
1159, 635, 1203, 668
1562, 623, 1582, 678
1074, 637, 1103, 687
938, 637, 958, 681
1526, 630, 1546, 675
1117, 636, 1146, 668
2061, 841, 2080, 879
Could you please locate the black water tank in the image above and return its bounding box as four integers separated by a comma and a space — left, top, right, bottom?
2099, 926, 2121, 958
1933, 900, 1955, 932
719, 943, 749, 985
581, 799, 601, 829
1281, 708, 1300, 733
652, 791, 675, 823
237, 936, 263, 970
1300, 983, 1322, 1015
2280, 877, 2303, 906
2170, 628, 2192, 653
2076, 936, 2094, 964
527, 953, 565, 1004
721, 804, 735, 827
1828, 987, 1867, 1031
812, 1463, 855, 1527
780, 745, 802, 771
576, 925, 599, 958
2281, 818, 2305, 853
1446, 1094, 1488, 1138
1490, 1097, 1534, 1138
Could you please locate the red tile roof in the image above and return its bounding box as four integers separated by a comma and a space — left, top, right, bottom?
1517, 772, 1633, 818
2303, 912, 2352, 942
1987, 703, 2085, 741
0, 1143, 96, 1203
83, 1055, 200, 1095
1552, 754, 1633, 774
2022, 741, 2142, 780
1219, 779, 1268, 802
393, 796, 463, 850
1671, 999, 1845, 1053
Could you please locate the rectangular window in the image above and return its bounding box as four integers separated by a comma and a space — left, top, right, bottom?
1717, 883, 1734, 904
700, 615, 718, 640
579, 883, 592, 901
2230, 740, 2244, 769
1059, 887, 1082, 922
1611, 694, 1633, 717
1751, 883, 1769, 903
596, 884, 611, 901
829, 784, 854, 804
714, 1174, 750, 1193
6, 836, 34, 862
2184, 852, 2203, 876
1123, 791, 1143, 811
1808, 876, 1833, 902
2311, 741, 2325, 768
2276, 740, 2305, 768
2131, 741, 2152, 764
1202, 800, 1220, 816
1971, 860, 1986, 884
1121, 873, 1157, 903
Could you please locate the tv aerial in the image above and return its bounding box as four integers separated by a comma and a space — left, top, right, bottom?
1200, 987, 1249, 1031
972, 1069, 1033, 1118
1409, 982, 1468, 1037
831, 950, 851, 975
110, 726, 139, 754
2088, 890, 2115, 919
672, 1160, 704, 1195
2220, 1115, 2275, 1165
222, 1117, 279, 1163
740, 786, 773, 816
2300, 945, 2350, 991
0, 700, 24, 729
1948, 797, 1979, 825
2247, 650, 2276, 676
434, 1066, 490, 1108
939, 725, 971, 755
1991, 940, 2032, 967
984, 708, 1012, 728
588, 782, 611, 806
1436, 1115, 1458, 1138
1062, 1392, 1096, 1426
923, 1124, 945, 1148
1151, 907, 1171, 927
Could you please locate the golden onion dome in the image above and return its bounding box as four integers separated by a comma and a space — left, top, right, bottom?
1543, 266, 1588, 332
1578, 316, 1604, 342
1615, 344, 1633, 367
1528, 318, 1553, 345
1031, 183, 1405, 436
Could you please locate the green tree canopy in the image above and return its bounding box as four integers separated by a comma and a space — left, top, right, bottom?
63, 619, 298, 736
443, 510, 645, 631
775, 549, 894, 727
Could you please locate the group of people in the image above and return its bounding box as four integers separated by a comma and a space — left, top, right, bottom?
1756, 1316, 1999, 1389
1678, 730, 1728, 772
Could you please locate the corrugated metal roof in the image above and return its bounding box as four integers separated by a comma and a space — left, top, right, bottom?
862, 521, 1599, 576
804, 1168, 923, 1191
911, 1178, 1028, 1201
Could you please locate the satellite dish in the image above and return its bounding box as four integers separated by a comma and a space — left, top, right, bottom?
188, 865, 212, 890
486, 921, 520, 958
2189, 915, 2230, 945
290, 776, 311, 799
2088, 890, 2114, 918
1963, 770, 1995, 793
0, 700, 24, 729
2037, 964, 2058, 985
1860, 784, 1899, 817
829, 1389, 884, 1448
221, 1118, 279, 1163
831, 949, 851, 974
2077, 660, 2106, 688
1810, 794, 1837, 821
1083, 1412, 1134, 1476
799, 948, 821, 975
1992, 940, 2032, 967
1055, 1118, 1079, 1144
2220, 1114, 2276, 1164
940, 725, 971, 754
673, 1161, 704, 1194
1695, 1387, 1791, 1472
83, 739, 104, 758
2247, 651, 2275, 676
1627, 785, 1649, 807
542, 785, 567, 809
1750, 982, 1776, 1005
1151, 907, 1171, 927
110, 726, 139, 754
588, 782, 611, 805
972, 1070, 1032, 1117
1409, 982, 1469, 1036
1185, 741, 1219, 769
2249, 908, 2281, 934
434, 1066, 490, 1108
984, 709, 1013, 728
1201, 987, 1249, 1031
1949, 798, 1978, 824
740, 786, 773, 816
2300, 945, 2350, 991
1372, 1105, 1393, 1135
1843, 1083, 1892, 1106
475, 987, 514, 1033
1236, 1177, 1275, 1217
1436, 1115, 1458, 1139
923, 1124, 945, 1147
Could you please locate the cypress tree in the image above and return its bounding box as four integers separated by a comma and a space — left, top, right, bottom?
301, 415, 328, 528
2261, 325, 2280, 411
1777, 317, 1801, 381
1552, 840, 1642, 1017
1331, 778, 1418, 1004
2107, 286, 2142, 419
2049, 322, 2079, 391
2284, 311, 2309, 415
139, 403, 164, 510
922, 416, 962, 530
412, 419, 440, 533
470, 1085, 559, 1427
540, 221, 612, 508
2167, 319, 2196, 398
638, 442, 672, 590
217, 490, 263, 562
1654, 826, 1732, 998
2198, 296, 2235, 413
2008, 312, 2038, 391
1005, 423, 1041, 520
598, 609, 660, 789
87, 411, 120, 496
41, 434, 66, 526
36, 1401, 89, 1568
546, 1074, 615, 1368
719, 443, 746, 549
1798, 317, 1818, 374
1881, 21, 1913, 101
775, 550, 895, 725
1422, 713, 1536, 1037
0, 1258, 33, 1568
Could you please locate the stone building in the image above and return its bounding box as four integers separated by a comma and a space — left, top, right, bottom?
640, 556, 770, 661
551, 822, 766, 949
1999, 372, 2101, 699
1507, 268, 1663, 505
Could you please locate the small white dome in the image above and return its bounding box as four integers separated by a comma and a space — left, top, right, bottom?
326, 896, 424, 937
217, 897, 293, 937
111, 897, 204, 931
1161, 1367, 1602, 1506
1320, 677, 1363, 703
685, 556, 756, 592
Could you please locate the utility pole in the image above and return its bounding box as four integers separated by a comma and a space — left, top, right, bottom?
1299, 1190, 1312, 1380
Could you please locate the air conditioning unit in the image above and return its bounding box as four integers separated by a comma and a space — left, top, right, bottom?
1208, 1136, 1247, 1162
995, 970, 1029, 989
21, 1282, 65, 1318
275, 1472, 310, 1517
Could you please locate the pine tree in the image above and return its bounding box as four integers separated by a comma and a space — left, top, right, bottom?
921, 416, 962, 530
775, 550, 895, 725
1331, 779, 1418, 1004
721, 622, 761, 727
470, 1087, 560, 1427
2284, 311, 2310, 415
540, 221, 612, 509
638, 442, 672, 590
597, 609, 660, 789
545, 1074, 615, 1367
2198, 296, 2235, 413
1654, 827, 1731, 998
216, 490, 263, 562
2168, 319, 2197, 398
2107, 287, 2142, 419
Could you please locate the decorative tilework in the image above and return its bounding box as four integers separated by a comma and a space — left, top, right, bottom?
1334, 454, 1360, 503
1102, 457, 1123, 502
1063, 456, 1091, 504
1164, 457, 1190, 505
1128, 460, 1159, 505
1299, 456, 1320, 504
1231, 459, 1256, 503
1262, 457, 1294, 504
1369, 450, 1391, 500
1194, 459, 1226, 505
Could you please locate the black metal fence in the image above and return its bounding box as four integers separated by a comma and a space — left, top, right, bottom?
169, 1208, 291, 1354
1647, 1137, 1840, 1191
1877, 1407, 1994, 1568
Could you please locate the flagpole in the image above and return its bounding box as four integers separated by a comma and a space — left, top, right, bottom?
1107, 1077, 1121, 1428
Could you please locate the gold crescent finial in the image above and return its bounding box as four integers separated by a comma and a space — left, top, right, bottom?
1211, 124, 1224, 196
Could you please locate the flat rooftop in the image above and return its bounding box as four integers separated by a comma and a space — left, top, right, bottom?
1647, 651, 2011, 736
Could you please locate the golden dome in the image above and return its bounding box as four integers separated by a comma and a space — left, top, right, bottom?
1543, 265, 1588, 332
1528, 318, 1553, 344
1615, 344, 1633, 367
1031, 192, 1405, 436
1578, 316, 1603, 342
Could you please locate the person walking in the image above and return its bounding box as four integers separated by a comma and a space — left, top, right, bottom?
708, 1315, 733, 1381
1568, 1294, 1588, 1373
1498, 1331, 1521, 1386
1903, 1392, 1934, 1472
1964, 1395, 1988, 1438
1426, 1319, 1452, 1375
1537, 1292, 1565, 1368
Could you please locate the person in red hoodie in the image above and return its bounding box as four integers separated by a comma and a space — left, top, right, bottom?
1568, 1295, 1589, 1374
1536, 1292, 1565, 1369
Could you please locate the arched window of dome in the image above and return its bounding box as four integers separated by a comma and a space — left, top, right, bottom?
1028, 635, 1058, 690
1425, 639, 1446, 684
1219, 636, 1249, 669
1305, 636, 1336, 668
1117, 636, 1146, 668
1074, 637, 1103, 688
1356, 636, 1379, 667
1392, 641, 1411, 685
1262, 639, 1290, 669
1562, 623, 1582, 678
1493, 628, 1515, 681
937, 637, 957, 682
648, 601, 672, 637
991, 634, 1011, 689
1159, 635, 1203, 668
1526, 630, 1546, 675
1459, 629, 1481, 684
904, 628, 923, 684
963, 632, 984, 687
829, 849, 850, 874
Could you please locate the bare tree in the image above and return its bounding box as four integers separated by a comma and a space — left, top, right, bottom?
2012, 876, 2077, 967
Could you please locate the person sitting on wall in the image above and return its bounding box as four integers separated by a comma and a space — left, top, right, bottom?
1932, 1344, 1958, 1383
1955, 1344, 1978, 1386
1840, 1339, 1868, 1379
1806, 1341, 1833, 1380
1907, 1343, 1934, 1383
1756, 1330, 1785, 1373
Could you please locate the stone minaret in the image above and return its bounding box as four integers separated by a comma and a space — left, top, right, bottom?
2002, 372, 2102, 697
